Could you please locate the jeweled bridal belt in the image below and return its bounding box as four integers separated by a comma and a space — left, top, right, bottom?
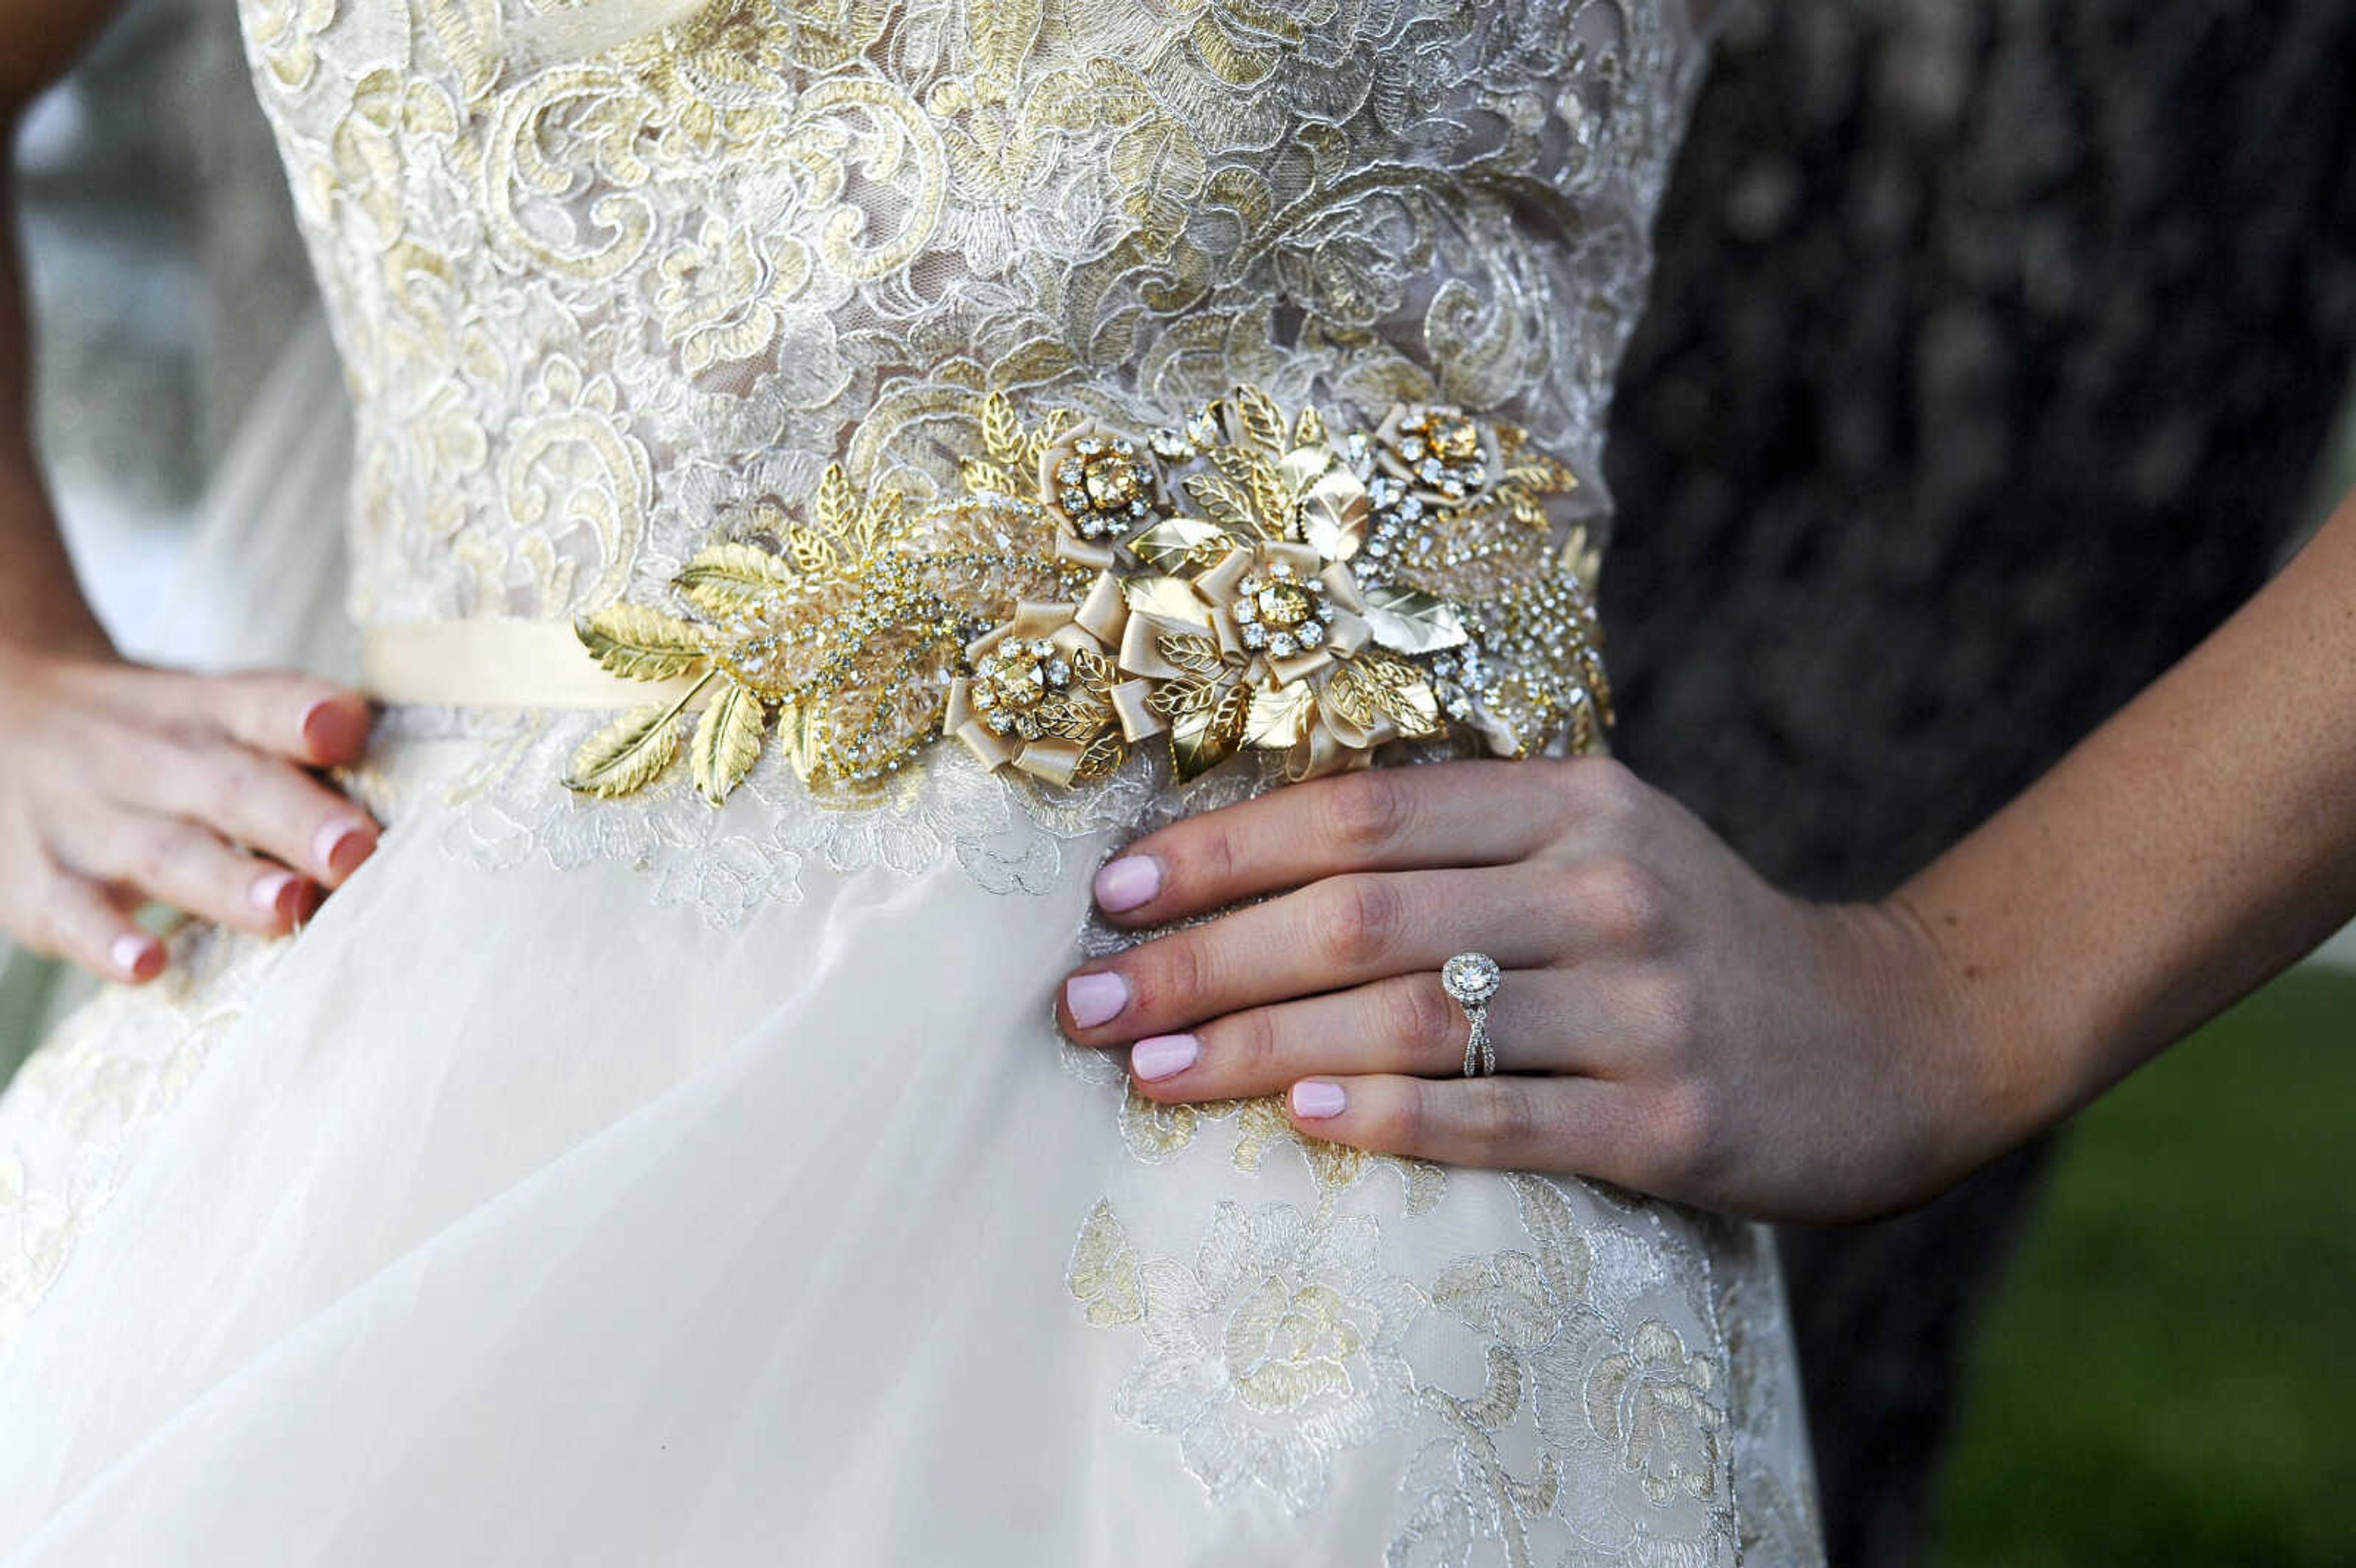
358, 386, 1615, 810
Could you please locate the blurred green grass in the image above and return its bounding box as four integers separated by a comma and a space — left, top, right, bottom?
1930, 964, 2356, 1567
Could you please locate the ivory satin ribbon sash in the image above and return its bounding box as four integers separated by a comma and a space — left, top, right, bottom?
361, 618, 709, 709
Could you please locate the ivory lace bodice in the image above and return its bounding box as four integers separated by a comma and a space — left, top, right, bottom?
237, 0, 1709, 631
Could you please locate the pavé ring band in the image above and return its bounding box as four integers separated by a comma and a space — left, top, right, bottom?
1441, 952, 1503, 1077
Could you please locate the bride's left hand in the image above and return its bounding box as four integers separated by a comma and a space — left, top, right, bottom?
1058, 758, 2016, 1223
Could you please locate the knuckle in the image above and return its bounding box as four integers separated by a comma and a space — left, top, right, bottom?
1224, 1004, 1281, 1079
1647, 1082, 1721, 1185
1369, 1082, 1426, 1153
1571, 856, 1671, 952
1316, 769, 1412, 858
1315, 873, 1404, 970
1629, 966, 1702, 1053
1380, 974, 1458, 1066
1142, 936, 1209, 1017
123, 824, 183, 890
1568, 755, 1646, 824
1467, 1079, 1537, 1150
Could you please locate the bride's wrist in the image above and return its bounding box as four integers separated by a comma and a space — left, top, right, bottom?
1869, 886, 2076, 1167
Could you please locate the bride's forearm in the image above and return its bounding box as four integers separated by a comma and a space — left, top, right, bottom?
1893, 493, 2356, 1145
1, 161, 112, 660
4, 20, 126, 659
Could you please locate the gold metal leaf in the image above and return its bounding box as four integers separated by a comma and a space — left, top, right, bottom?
961, 456, 1019, 495
1375, 670, 1444, 738
787, 526, 841, 580
814, 463, 858, 540
982, 390, 1024, 466
564, 699, 685, 797
1246, 451, 1288, 539
1023, 405, 1074, 473
577, 604, 709, 681
1245, 678, 1316, 749
1170, 680, 1250, 782
1323, 659, 1380, 731
1232, 383, 1287, 455
1155, 629, 1225, 674
1031, 693, 1109, 740
1121, 574, 1212, 627
1147, 674, 1215, 719
1280, 445, 1368, 560
689, 682, 766, 805
1295, 404, 1326, 447
1126, 517, 1236, 572
673, 542, 796, 614
856, 485, 906, 555
1361, 583, 1471, 654
1184, 471, 1256, 537
1357, 654, 1442, 739
1066, 645, 1117, 688
1071, 730, 1126, 783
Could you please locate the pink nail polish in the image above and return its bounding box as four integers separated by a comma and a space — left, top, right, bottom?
1064, 972, 1130, 1029
248, 869, 299, 917
314, 821, 369, 879
1130, 1034, 1199, 1082
110, 933, 156, 979
1291, 1080, 1347, 1119
300, 696, 366, 758
1093, 856, 1161, 913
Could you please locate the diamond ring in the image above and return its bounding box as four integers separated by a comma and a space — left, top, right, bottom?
1441, 951, 1503, 1077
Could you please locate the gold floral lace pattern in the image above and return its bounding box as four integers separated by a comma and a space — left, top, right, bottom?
561, 386, 1609, 807
235, 0, 1706, 632
1067, 1167, 1768, 1561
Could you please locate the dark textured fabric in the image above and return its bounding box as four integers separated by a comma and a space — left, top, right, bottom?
1603, 2, 2356, 1561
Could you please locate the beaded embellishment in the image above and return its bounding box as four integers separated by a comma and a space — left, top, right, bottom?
563, 386, 1612, 805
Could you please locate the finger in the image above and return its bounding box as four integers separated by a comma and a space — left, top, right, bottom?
1060, 864, 1571, 1044
1090, 761, 1587, 924
1125, 969, 1609, 1099
125, 736, 379, 886
1281, 1071, 1654, 1180
175, 669, 373, 766
71, 810, 317, 937
17, 863, 166, 983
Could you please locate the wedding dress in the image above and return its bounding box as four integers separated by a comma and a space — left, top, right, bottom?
0, 0, 1824, 1560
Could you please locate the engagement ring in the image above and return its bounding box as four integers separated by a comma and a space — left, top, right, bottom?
1441, 951, 1503, 1077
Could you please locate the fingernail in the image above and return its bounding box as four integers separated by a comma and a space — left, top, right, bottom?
1064, 971, 1130, 1029
314, 820, 371, 880
248, 868, 300, 918
1093, 856, 1161, 913
300, 696, 367, 758
1291, 1080, 1347, 1120
1130, 1033, 1199, 1082
110, 933, 158, 980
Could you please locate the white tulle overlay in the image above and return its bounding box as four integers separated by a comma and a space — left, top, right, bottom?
0, 0, 1826, 1559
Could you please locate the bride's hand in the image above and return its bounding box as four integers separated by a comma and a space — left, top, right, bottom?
1059, 759, 2010, 1223
0, 644, 379, 984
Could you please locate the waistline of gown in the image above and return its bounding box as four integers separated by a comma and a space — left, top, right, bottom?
361, 617, 706, 710
350, 386, 1615, 808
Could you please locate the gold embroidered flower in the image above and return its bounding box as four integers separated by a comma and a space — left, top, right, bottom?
1583, 1319, 1727, 1508
653, 217, 810, 374
1074, 1198, 1424, 1514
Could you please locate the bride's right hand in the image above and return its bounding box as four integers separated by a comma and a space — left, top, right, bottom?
0, 644, 379, 983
